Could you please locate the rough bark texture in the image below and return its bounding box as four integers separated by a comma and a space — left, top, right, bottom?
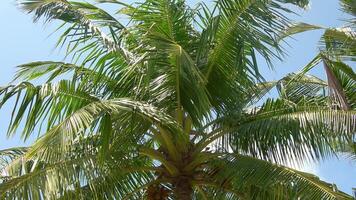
146, 184, 170, 200
173, 177, 193, 200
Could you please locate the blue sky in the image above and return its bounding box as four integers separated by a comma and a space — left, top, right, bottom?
0, 0, 355, 195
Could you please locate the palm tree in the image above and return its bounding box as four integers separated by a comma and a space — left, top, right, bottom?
0, 0, 354, 199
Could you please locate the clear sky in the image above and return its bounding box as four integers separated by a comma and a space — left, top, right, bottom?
0, 0, 355, 195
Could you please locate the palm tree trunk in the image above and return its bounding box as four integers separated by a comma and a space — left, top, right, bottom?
173, 177, 193, 200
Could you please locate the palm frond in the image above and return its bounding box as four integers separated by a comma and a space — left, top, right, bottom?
277, 73, 328, 103
14, 60, 124, 98
0, 80, 98, 140
22, 98, 184, 162
19, 0, 131, 60
339, 0, 356, 17
206, 154, 353, 200
0, 148, 27, 172
0, 130, 155, 199
202, 0, 293, 112
0, 155, 154, 200
278, 22, 323, 41
220, 99, 355, 164
322, 56, 356, 110
320, 28, 356, 62
121, 0, 212, 125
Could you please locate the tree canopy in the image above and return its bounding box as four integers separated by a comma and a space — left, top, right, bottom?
0, 0, 355, 199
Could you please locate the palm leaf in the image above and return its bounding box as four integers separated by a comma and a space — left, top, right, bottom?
0, 80, 99, 140
278, 22, 323, 41
220, 99, 355, 164
207, 154, 353, 200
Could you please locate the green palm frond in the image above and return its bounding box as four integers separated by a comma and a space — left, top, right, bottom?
0, 131, 155, 200
120, 0, 212, 124
193, 185, 242, 200
21, 98, 184, 163
20, 0, 123, 42
125, 0, 196, 48
213, 99, 356, 164
282, 56, 354, 110
321, 28, 356, 62
203, 0, 289, 112
0, 80, 98, 140
14, 61, 115, 83
340, 0, 356, 17
19, 0, 131, 62
13, 60, 125, 97
277, 73, 328, 103
207, 154, 352, 200
144, 35, 211, 124
0, 155, 154, 200
278, 22, 323, 41
0, 148, 27, 171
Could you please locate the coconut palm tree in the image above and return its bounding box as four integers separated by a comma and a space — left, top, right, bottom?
0, 0, 354, 199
